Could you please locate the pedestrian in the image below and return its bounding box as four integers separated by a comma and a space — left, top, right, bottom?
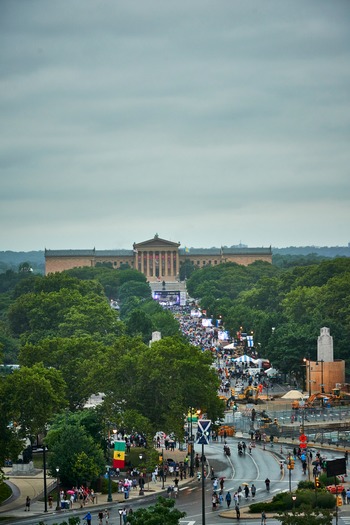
244, 484, 249, 498
261, 510, 267, 524
24, 496, 31, 512
225, 490, 232, 508
235, 502, 240, 519
83, 511, 92, 525
347, 487, 350, 504
251, 484, 256, 498
98, 510, 104, 524
342, 488, 347, 505
104, 509, 110, 524
265, 477, 270, 491
212, 493, 217, 510
345, 450, 349, 464
218, 490, 223, 506
48, 494, 53, 509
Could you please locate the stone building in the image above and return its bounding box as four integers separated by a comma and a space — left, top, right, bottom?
45, 234, 272, 281
305, 327, 345, 395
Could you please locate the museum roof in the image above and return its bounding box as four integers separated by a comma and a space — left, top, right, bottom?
45, 249, 133, 257
45, 246, 272, 257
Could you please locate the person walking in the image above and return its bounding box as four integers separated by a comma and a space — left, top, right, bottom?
251, 483, 256, 498
261, 510, 267, 524
235, 502, 240, 519
83, 511, 92, 525
225, 490, 232, 508
244, 484, 249, 498
265, 477, 270, 491
24, 496, 31, 512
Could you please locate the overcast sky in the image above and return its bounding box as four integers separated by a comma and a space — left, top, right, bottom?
1, 1, 350, 251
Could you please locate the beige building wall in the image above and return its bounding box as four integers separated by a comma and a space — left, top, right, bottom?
308, 359, 345, 395
45, 237, 272, 277
46, 257, 96, 274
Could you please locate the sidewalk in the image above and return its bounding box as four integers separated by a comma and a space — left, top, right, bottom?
0, 449, 188, 520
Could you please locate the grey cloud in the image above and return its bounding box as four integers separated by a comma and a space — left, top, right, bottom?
1, 0, 350, 251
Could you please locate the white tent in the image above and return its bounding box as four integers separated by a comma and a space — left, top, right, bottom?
223, 342, 236, 350
281, 390, 305, 400
234, 355, 254, 363
265, 367, 278, 377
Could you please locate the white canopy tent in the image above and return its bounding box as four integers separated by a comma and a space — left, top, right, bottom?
223, 342, 236, 350
234, 355, 254, 364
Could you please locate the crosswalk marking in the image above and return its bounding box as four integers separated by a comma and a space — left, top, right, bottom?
180, 521, 196, 525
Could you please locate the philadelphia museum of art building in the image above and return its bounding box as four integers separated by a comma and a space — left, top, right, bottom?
45, 235, 272, 282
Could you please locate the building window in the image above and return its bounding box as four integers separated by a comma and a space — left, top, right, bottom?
202, 261, 206, 265
214, 260, 217, 265
197, 261, 200, 265
208, 260, 211, 265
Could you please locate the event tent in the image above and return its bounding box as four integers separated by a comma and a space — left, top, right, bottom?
234, 355, 254, 363
223, 342, 237, 350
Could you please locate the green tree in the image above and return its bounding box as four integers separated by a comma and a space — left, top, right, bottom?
129, 497, 186, 525
97, 337, 223, 437
4, 364, 68, 440
45, 421, 105, 486
179, 259, 196, 281
118, 281, 152, 303
125, 309, 154, 342
0, 380, 24, 465
19, 336, 109, 409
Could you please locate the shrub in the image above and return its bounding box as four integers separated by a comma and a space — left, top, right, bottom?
100, 477, 119, 494
298, 480, 315, 490
248, 489, 335, 513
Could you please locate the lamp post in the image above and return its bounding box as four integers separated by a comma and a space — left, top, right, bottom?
189, 409, 194, 477
43, 444, 48, 512
303, 356, 312, 397
139, 454, 145, 494
292, 494, 296, 511
55, 467, 60, 511
161, 450, 165, 489
118, 508, 123, 525
107, 466, 113, 502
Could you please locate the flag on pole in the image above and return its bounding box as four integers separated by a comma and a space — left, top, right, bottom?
113, 441, 126, 469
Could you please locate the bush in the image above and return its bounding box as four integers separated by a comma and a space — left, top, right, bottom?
0, 481, 12, 505
298, 480, 315, 490
100, 477, 120, 495
249, 489, 335, 513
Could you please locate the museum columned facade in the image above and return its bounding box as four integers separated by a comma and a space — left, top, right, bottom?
45, 235, 272, 281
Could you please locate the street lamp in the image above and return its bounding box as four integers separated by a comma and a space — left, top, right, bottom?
43, 444, 48, 512
139, 454, 145, 494
188, 408, 201, 477
55, 467, 60, 511
303, 356, 312, 397
161, 449, 165, 489
118, 508, 123, 525
292, 494, 296, 511
107, 466, 113, 502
